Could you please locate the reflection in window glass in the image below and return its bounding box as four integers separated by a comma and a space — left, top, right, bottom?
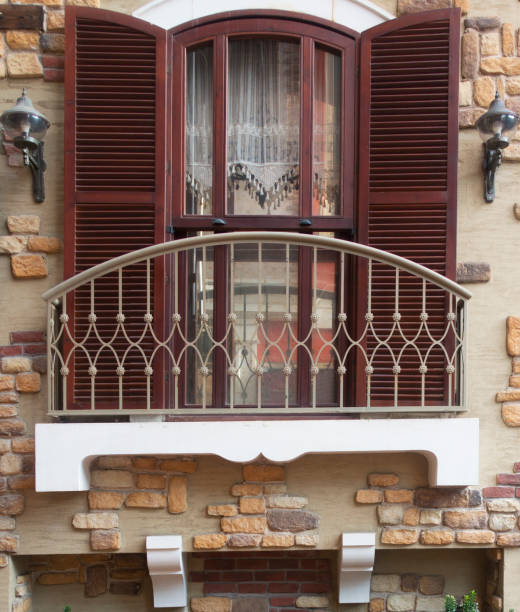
313, 48, 341, 216
227, 39, 300, 216
186, 45, 213, 215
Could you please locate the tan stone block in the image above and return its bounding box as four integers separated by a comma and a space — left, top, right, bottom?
420, 510, 442, 525
6, 53, 43, 78
369, 599, 385, 612
416, 596, 445, 612
159, 459, 197, 473
11, 255, 47, 279
462, 29, 479, 79
91, 470, 133, 489
507, 317, 520, 356
502, 404, 520, 426
1, 495, 27, 516
243, 464, 285, 482
355, 489, 383, 504
387, 593, 416, 611
12, 599, 32, 612
47, 10, 65, 31
88, 491, 124, 510
133, 457, 157, 470
266, 495, 307, 509
295, 595, 329, 608
420, 530, 454, 545
193, 534, 227, 549
1, 358, 30, 373
27, 235, 62, 254
125, 492, 166, 509
263, 484, 287, 495
377, 504, 403, 525
240, 497, 265, 514
168, 476, 187, 513
368, 473, 399, 487
0, 534, 18, 552
487, 499, 520, 512
38, 572, 78, 585
90, 529, 121, 551
7, 215, 40, 235
419, 575, 444, 596
482, 57, 520, 76
496, 532, 520, 546
15, 372, 40, 393
403, 507, 419, 526
0, 419, 25, 435
227, 534, 262, 547
207, 504, 238, 517
0, 518, 15, 530
261, 533, 294, 547
231, 483, 263, 496
66, 0, 101, 6
397, 0, 449, 14
459, 81, 472, 107
221, 516, 266, 534
474, 77, 496, 107
456, 530, 495, 544
97, 456, 131, 469
489, 512, 516, 531
9, 475, 35, 490
0, 454, 22, 475
0, 392, 18, 404
0, 237, 26, 255
0, 555, 7, 568
385, 489, 413, 503
136, 473, 166, 489
380, 529, 418, 545
503, 23, 515, 56
497, 75, 506, 99
72, 512, 119, 529
372, 574, 401, 592
443, 510, 487, 529
459, 107, 482, 128
0, 405, 17, 417
6, 31, 40, 50
510, 376, 520, 387
481, 32, 500, 56
295, 533, 319, 547
497, 390, 520, 402
191, 597, 231, 612
0, 440, 10, 454
453, 0, 468, 14
14, 0, 63, 5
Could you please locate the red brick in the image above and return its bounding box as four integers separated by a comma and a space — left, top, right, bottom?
269, 559, 299, 569
254, 571, 285, 581
203, 583, 235, 594
0, 347, 22, 357
483, 486, 514, 498
497, 473, 520, 485
300, 559, 329, 570
270, 597, 295, 606
205, 559, 234, 570
237, 559, 268, 570
300, 582, 330, 593
23, 343, 46, 355
43, 68, 64, 82
10, 331, 44, 344
287, 571, 318, 581
42, 55, 64, 69
268, 583, 299, 593
221, 571, 253, 582
238, 583, 267, 593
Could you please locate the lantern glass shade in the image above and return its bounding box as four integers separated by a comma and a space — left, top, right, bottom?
476, 95, 519, 143
0, 90, 50, 142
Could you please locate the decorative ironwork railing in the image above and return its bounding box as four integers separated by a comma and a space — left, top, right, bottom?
42, 232, 471, 416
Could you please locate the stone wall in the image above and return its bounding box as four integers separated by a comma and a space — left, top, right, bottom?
496, 317, 520, 426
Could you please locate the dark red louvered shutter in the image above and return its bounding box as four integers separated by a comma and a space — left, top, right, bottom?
357, 9, 460, 407
64, 7, 167, 409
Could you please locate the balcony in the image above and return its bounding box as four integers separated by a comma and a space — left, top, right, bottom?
42, 232, 471, 417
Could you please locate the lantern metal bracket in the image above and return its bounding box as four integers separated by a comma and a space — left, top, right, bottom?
14, 136, 46, 203
483, 141, 502, 204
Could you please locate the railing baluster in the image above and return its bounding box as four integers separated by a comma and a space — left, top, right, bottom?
230, 243, 235, 411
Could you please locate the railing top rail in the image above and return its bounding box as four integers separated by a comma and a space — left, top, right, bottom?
41, 232, 472, 302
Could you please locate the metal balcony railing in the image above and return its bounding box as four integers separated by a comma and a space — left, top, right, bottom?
42, 232, 471, 416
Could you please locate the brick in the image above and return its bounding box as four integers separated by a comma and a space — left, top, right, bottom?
415, 488, 469, 508
0, 237, 26, 255
419, 530, 454, 545
401, 574, 418, 592
355, 489, 383, 504
31, 356, 47, 374
221, 517, 266, 534
510, 376, 520, 387
1, 357, 30, 373
481, 32, 500, 56
497, 532, 520, 546
38, 572, 78, 585
385, 489, 413, 503
295, 595, 329, 608
371, 574, 401, 592
240, 497, 265, 514
367, 473, 399, 487
418, 575, 444, 595
243, 464, 285, 482
43, 68, 64, 82
88, 491, 124, 510
0, 420, 25, 436
97, 456, 131, 469
90, 470, 133, 489
168, 475, 187, 513
6, 31, 39, 50
261, 534, 294, 547
11, 255, 47, 279
387, 593, 416, 611
72, 512, 119, 529
0, 347, 22, 358
483, 486, 515, 498
503, 23, 515, 56
497, 473, 520, 485
110, 568, 145, 580
462, 29, 479, 79
114, 554, 145, 568
133, 457, 157, 470
85, 565, 107, 597
267, 509, 318, 532
135, 473, 166, 489
6, 53, 43, 78
90, 529, 121, 551
489, 513, 516, 531
0, 454, 22, 475
191, 597, 231, 612
47, 10, 65, 31
227, 534, 262, 547
456, 530, 495, 544
159, 459, 197, 473
40, 32, 65, 53
110, 582, 141, 595
42, 55, 64, 69
193, 534, 227, 549
231, 483, 263, 496
377, 504, 403, 525
295, 533, 319, 547
443, 510, 487, 529
6, 216, 40, 235
380, 529, 418, 545
125, 492, 166, 509
266, 495, 307, 509
15, 372, 40, 393
208, 505, 238, 516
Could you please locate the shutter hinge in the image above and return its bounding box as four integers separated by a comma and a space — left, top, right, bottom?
166, 225, 175, 236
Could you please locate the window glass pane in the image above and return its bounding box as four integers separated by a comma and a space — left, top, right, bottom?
186, 44, 213, 215
313, 48, 341, 216
227, 39, 300, 216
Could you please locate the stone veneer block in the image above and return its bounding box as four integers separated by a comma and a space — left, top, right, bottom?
461, 29, 479, 79
497, 532, 520, 546
385, 489, 413, 504
90, 529, 121, 551
507, 317, 520, 356
0, 392, 18, 404
159, 459, 197, 473
85, 565, 107, 597
0, 494, 24, 515
459, 81, 472, 107
369, 599, 385, 612
6, 31, 40, 50
371, 574, 401, 592
231, 483, 263, 496
355, 489, 383, 504
456, 262, 491, 284
487, 499, 520, 512
239, 497, 265, 514
193, 534, 227, 549
72, 512, 119, 529
88, 491, 124, 510
6, 215, 40, 235
295, 595, 329, 608
387, 593, 416, 612
402, 507, 419, 526
488, 512, 516, 531
47, 10, 65, 31
7, 52, 43, 77
133, 457, 158, 470
397, 0, 450, 15
11, 438, 34, 454
15, 372, 40, 393
401, 574, 418, 591
267, 509, 319, 532
418, 575, 444, 595
136, 473, 166, 489
207, 504, 238, 517
416, 596, 445, 612
1, 358, 31, 374
168, 476, 187, 513
0, 454, 22, 476
38, 572, 78, 585
0, 377, 14, 392
263, 484, 287, 495
227, 534, 261, 547
380, 529, 418, 545
232, 598, 268, 612
125, 492, 166, 509
242, 464, 285, 482
221, 516, 266, 534
11, 255, 47, 279
0, 406, 17, 417
0, 534, 18, 552
415, 488, 470, 508
443, 510, 487, 529
456, 530, 495, 544
265, 495, 307, 509
295, 533, 319, 547
97, 456, 131, 469
0, 237, 26, 255
0, 420, 25, 436
191, 597, 231, 612
90, 470, 133, 489
481, 57, 520, 75
377, 504, 404, 525
503, 23, 515, 56
261, 533, 294, 547
481, 32, 500, 56
419, 530, 454, 545
367, 473, 399, 487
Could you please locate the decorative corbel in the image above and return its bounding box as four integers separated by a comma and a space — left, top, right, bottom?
338, 532, 375, 603
146, 535, 186, 608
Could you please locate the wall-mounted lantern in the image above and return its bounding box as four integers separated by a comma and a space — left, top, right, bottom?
476, 92, 519, 203
0, 88, 50, 203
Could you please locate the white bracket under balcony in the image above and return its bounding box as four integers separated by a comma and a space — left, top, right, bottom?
146, 535, 186, 608
339, 533, 375, 603
35, 418, 479, 492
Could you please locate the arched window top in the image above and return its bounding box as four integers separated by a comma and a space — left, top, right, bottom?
133, 0, 393, 32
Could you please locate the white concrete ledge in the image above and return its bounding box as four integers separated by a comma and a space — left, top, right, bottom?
35, 418, 479, 492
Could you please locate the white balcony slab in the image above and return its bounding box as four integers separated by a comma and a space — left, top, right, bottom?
35, 418, 478, 492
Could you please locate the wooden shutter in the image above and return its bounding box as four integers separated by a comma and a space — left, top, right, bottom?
64, 7, 167, 409
357, 9, 460, 406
